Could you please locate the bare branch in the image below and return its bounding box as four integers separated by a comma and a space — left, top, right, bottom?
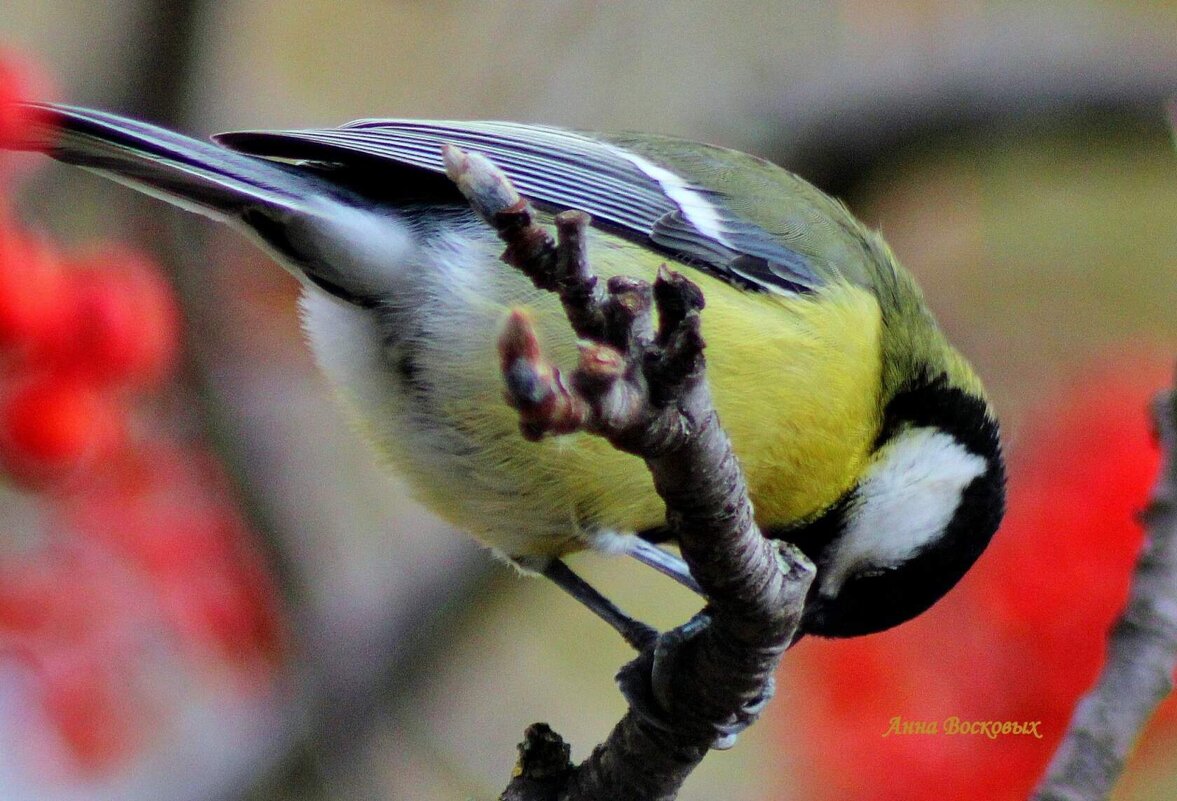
500, 725, 575, 801
1033, 373, 1177, 801
445, 145, 814, 801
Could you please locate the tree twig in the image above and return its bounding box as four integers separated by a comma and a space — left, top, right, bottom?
443, 146, 814, 801
1032, 373, 1177, 801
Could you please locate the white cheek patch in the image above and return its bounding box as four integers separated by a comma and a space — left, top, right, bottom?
820, 428, 989, 595
612, 149, 733, 248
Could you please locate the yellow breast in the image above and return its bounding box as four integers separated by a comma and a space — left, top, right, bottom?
565, 266, 879, 533
703, 273, 883, 530
316, 232, 884, 558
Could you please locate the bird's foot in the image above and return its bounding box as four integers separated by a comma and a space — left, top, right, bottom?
617, 610, 773, 750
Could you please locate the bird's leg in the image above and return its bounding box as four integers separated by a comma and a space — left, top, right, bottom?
615, 609, 775, 750
526, 556, 749, 748
622, 537, 703, 595
619, 539, 789, 741
515, 556, 658, 651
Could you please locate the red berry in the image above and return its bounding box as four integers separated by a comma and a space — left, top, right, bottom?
0, 224, 71, 357
64, 247, 180, 388
0, 375, 126, 486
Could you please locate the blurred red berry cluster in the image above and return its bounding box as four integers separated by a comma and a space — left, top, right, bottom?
0, 51, 285, 773
782, 353, 1174, 801
0, 240, 178, 484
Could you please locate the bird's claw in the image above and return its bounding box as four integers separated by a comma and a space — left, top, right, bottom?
711, 673, 776, 749
617, 610, 768, 750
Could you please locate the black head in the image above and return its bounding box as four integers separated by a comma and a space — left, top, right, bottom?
776, 375, 1005, 639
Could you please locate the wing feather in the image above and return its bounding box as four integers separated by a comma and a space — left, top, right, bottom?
216, 120, 823, 294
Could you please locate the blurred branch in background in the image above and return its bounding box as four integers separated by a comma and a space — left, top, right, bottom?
767, 4, 1177, 197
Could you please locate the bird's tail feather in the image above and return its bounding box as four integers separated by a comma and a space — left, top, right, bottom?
9, 103, 421, 305
12, 102, 314, 220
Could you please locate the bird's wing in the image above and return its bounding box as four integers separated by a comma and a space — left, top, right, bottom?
216, 120, 850, 295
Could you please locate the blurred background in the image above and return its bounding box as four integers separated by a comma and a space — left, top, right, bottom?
0, 1, 1174, 800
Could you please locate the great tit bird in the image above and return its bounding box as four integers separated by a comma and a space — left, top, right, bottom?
9, 103, 1004, 642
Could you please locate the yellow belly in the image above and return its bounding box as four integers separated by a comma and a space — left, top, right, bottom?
316, 232, 884, 558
